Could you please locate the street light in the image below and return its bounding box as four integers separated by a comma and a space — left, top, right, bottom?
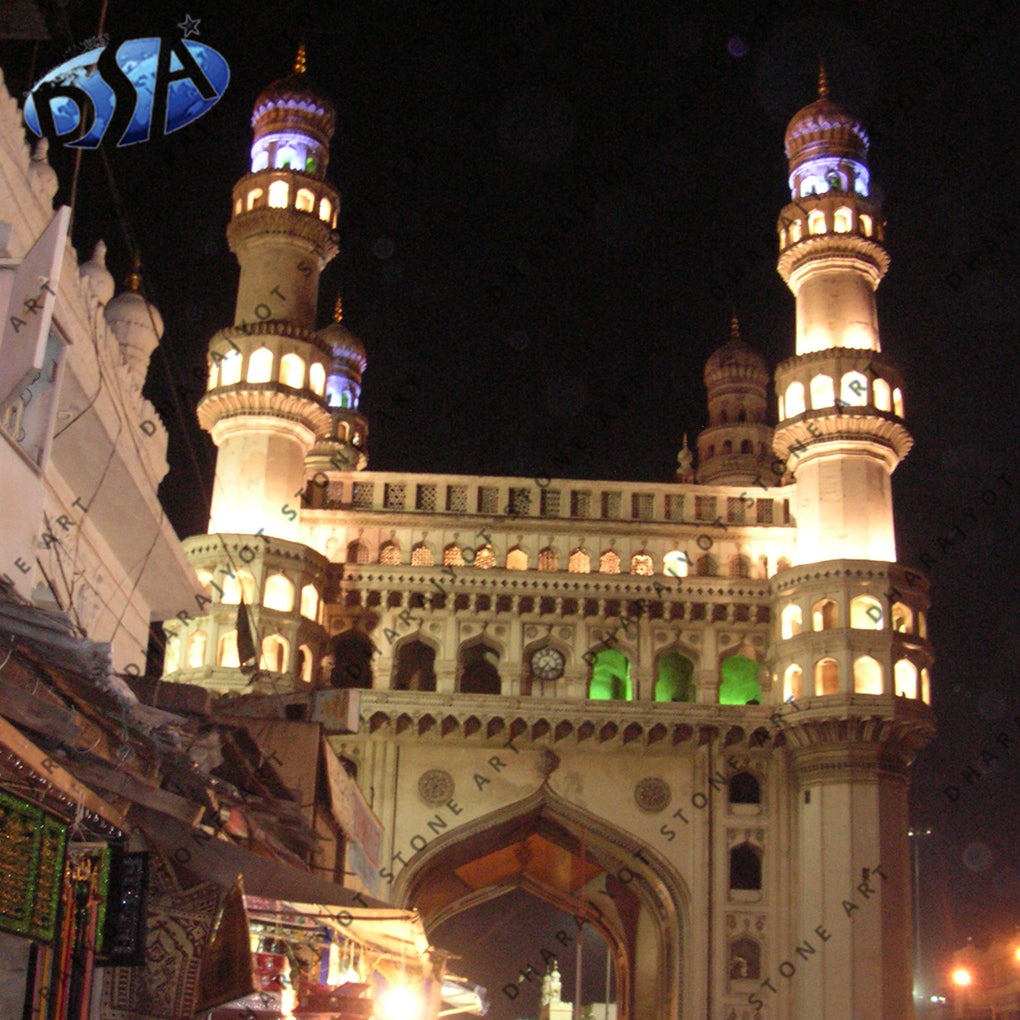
910, 826, 934, 1001
376, 985, 424, 1020
951, 968, 973, 988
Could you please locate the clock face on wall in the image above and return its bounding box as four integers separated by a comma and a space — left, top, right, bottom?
530, 646, 565, 682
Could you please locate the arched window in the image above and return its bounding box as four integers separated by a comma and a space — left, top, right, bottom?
664, 551, 689, 578
894, 659, 918, 698
807, 209, 826, 235
589, 648, 631, 701
833, 207, 853, 233
260, 634, 289, 672
538, 547, 558, 571
268, 180, 289, 208
778, 228, 786, 250
163, 634, 180, 673
196, 570, 215, 597
814, 657, 839, 695
853, 655, 883, 694
246, 187, 264, 211
810, 374, 835, 409
723, 439, 733, 455
275, 146, 297, 169
329, 630, 375, 689
444, 544, 465, 567
893, 387, 904, 417
309, 362, 326, 396
859, 213, 873, 237
379, 542, 401, 565
740, 439, 753, 454
785, 381, 805, 418
873, 378, 892, 411
206, 362, 218, 389
459, 643, 501, 695
298, 644, 314, 683
263, 573, 294, 612
730, 772, 761, 805
891, 602, 913, 633
347, 540, 372, 564
729, 554, 751, 579
217, 630, 239, 668
784, 664, 803, 701
788, 219, 802, 243
729, 843, 762, 890
473, 545, 496, 569
221, 571, 256, 605
394, 640, 437, 691
850, 595, 883, 629
568, 548, 591, 573
631, 553, 654, 576
300, 583, 319, 620
247, 347, 273, 383
411, 543, 434, 566
841, 370, 869, 406
695, 553, 717, 577
506, 547, 528, 571
719, 654, 761, 705
279, 352, 305, 389
917, 611, 927, 639
319, 197, 332, 222
780, 604, 802, 639
812, 598, 838, 630
599, 550, 621, 574
920, 668, 931, 704
729, 936, 762, 980
295, 187, 315, 213
220, 351, 242, 386
654, 651, 694, 702
186, 630, 207, 669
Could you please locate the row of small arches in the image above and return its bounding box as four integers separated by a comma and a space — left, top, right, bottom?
209, 348, 327, 394
236, 180, 336, 226
195, 568, 321, 620
780, 373, 903, 419
778, 206, 878, 249
781, 657, 930, 701
780, 597, 926, 638
362, 541, 768, 579
704, 440, 768, 459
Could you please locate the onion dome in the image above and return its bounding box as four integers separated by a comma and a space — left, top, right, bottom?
104, 258, 164, 378
79, 239, 115, 305
250, 45, 335, 179
784, 64, 869, 177
704, 313, 768, 387
319, 297, 366, 373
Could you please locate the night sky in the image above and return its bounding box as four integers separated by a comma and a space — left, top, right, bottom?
2, 0, 1019, 1008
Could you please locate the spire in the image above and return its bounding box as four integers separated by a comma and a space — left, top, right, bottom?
334, 296, 343, 323
818, 60, 829, 99
125, 253, 141, 293
294, 42, 307, 75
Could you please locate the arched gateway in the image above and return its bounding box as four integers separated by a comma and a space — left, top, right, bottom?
393, 785, 687, 1020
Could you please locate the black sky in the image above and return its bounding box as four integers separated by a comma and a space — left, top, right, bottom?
2, 0, 1019, 1005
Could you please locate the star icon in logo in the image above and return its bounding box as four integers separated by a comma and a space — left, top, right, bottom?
178, 13, 201, 38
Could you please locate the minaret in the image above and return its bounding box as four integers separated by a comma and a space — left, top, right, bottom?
198, 45, 337, 540
696, 313, 774, 485
769, 68, 935, 1020
773, 64, 911, 564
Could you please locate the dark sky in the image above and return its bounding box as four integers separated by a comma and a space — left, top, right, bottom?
3, 0, 1019, 1006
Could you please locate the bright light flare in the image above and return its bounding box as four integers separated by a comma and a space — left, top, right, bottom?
951, 968, 973, 987
376, 985, 423, 1020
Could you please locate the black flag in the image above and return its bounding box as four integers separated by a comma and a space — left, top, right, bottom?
236, 595, 257, 672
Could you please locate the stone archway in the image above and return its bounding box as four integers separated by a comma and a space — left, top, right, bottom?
392, 784, 687, 1020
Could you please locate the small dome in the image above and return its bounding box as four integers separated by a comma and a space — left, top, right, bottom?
105, 262, 164, 375
319, 298, 366, 372
79, 239, 115, 304
251, 45, 335, 148
705, 314, 768, 385
784, 65, 868, 173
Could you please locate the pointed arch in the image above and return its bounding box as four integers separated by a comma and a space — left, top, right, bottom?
458, 640, 502, 695
393, 638, 438, 692
589, 648, 632, 701
329, 630, 375, 689
654, 650, 695, 703
599, 549, 621, 574
719, 653, 761, 705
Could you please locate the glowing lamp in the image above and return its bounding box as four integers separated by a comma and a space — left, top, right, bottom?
375, 985, 422, 1020
951, 968, 972, 987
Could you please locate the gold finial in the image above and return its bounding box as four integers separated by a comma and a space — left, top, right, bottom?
730, 310, 740, 341
682, 432, 689, 450
333, 296, 343, 323
294, 43, 307, 75
818, 60, 829, 99
125, 253, 141, 292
